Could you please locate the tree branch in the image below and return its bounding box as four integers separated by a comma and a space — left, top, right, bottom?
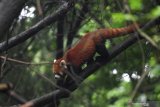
20, 17, 160, 107
0, 0, 75, 53
56, 16, 65, 59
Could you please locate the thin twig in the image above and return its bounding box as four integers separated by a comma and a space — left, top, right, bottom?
0, 55, 8, 78
0, 56, 53, 65
128, 68, 150, 106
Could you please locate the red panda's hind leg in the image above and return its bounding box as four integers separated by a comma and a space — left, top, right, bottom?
87, 58, 94, 66
95, 43, 110, 62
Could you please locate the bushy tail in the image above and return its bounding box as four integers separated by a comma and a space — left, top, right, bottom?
100, 24, 139, 39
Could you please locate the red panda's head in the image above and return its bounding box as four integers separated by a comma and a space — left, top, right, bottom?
53, 58, 67, 79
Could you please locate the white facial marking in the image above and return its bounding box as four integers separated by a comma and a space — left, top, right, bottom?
55, 74, 60, 79
54, 59, 57, 63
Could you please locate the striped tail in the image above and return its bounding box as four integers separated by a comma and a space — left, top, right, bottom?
100, 24, 139, 39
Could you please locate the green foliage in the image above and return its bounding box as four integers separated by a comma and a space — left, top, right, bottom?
79, 19, 99, 35
112, 13, 126, 25
129, 0, 143, 11
150, 65, 160, 77
148, 6, 160, 19
111, 13, 137, 27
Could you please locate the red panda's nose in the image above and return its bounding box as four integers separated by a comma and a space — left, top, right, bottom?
54, 72, 64, 79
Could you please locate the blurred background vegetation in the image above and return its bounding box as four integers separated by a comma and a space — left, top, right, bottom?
0, 0, 160, 107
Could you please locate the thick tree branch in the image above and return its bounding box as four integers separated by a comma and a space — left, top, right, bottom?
20, 17, 160, 107
56, 16, 65, 59
0, 0, 75, 53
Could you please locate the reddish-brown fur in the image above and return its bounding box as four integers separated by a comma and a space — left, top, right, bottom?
53, 24, 138, 75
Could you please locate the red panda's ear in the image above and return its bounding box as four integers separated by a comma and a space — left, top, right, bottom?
60, 60, 67, 68
53, 59, 57, 63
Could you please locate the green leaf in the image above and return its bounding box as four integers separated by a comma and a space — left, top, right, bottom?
124, 14, 137, 21
148, 6, 160, 19
150, 65, 160, 77
149, 57, 156, 67
112, 13, 125, 24
129, 0, 143, 11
